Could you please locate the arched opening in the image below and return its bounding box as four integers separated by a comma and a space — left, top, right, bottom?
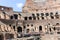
50, 12, 53, 16
55, 12, 59, 19
49, 28, 51, 32
13, 26, 15, 31
55, 15, 59, 19
14, 14, 18, 19
23, 26, 26, 29
32, 14, 36, 20
33, 17, 36, 20
27, 24, 29, 27
24, 17, 28, 20
45, 13, 49, 16
56, 23, 59, 25
51, 16, 54, 19
53, 27, 56, 31
31, 24, 33, 27
41, 13, 44, 16
29, 17, 32, 20
10, 16, 13, 19
39, 26, 42, 31
32, 14, 35, 17
41, 17, 44, 19
26, 29, 29, 33
9, 25, 11, 27
36, 13, 39, 16
17, 27, 22, 33
56, 12, 58, 15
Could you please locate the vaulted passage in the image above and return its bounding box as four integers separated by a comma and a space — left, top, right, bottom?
39, 26, 42, 31
17, 27, 22, 33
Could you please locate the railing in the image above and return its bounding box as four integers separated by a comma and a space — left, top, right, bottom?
17, 32, 41, 38
6, 36, 34, 40
5, 32, 42, 40
7, 36, 41, 40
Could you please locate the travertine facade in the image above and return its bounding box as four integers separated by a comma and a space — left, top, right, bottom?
0, 0, 60, 40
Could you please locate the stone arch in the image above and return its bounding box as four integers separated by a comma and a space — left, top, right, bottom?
17, 26, 22, 33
